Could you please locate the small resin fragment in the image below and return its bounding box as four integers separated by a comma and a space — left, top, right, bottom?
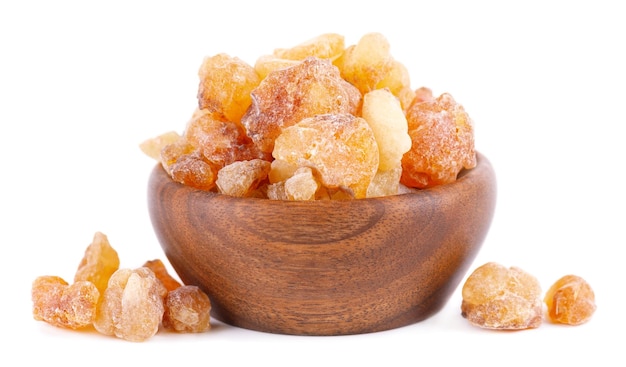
139, 131, 182, 161
544, 275, 596, 325
216, 159, 271, 197
284, 167, 320, 201
401, 92, 476, 189
272, 113, 379, 199
197, 53, 260, 124
367, 165, 402, 198
241, 57, 361, 154
266, 181, 289, 200
273, 33, 345, 61
167, 150, 217, 191
461, 262, 543, 330
94, 267, 167, 342
32, 276, 99, 330
74, 232, 120, 296
142, 259, 182, 292
163, 285, 212, 333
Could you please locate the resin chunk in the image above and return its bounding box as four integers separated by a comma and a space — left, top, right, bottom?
272, 113, 378, 199
401, 92, 476, 189
461, 262, 543, 330
544, 274, 596, 325
361, 88, 411, 171
94, 267, 167, 342
197, 53, 260, 124
167, 150, 217, 191
242, 57, 361, 154
185, 109, 267, 168
74, 231, 120, 295
163, 285, 212, 333
216, 159, 271, 197
284, 167, 320, 201
32, 276, 99, 330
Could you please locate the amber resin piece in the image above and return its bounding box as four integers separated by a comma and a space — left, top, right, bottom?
335, 32, 407, 96
185, 109, 268, 168
139, 131, 182, 161
273, 113, 379, 199
544, 275, 596, 325
284, 167, 320, 201
94, 267, 167, 342
167, 150, 217, 191
401, 92, 476, 189
74, 232, 120, 296
32, 276, 99, 330
461, 262, 543, 330
142, 259, 182, 292
163, 285, 212, 333
160, 138, 194, 173
273, 33, 345, 61
216, 159, 271, 197
361, 88, 411, 171
241, 57, 361, 154
197, 53, 260, 124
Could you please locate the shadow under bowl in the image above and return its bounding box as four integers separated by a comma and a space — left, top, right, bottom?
147, 152, 496, 336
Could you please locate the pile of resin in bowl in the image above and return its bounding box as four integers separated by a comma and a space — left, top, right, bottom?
141, 32, 476, 200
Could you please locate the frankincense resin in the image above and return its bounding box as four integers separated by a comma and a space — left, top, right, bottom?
74, 231, 120, 295
32, 276, 99, 330
461, 262, 542, 330
94, 267, 167, 342
544, 274, 596, 325
163, 285, 212, 333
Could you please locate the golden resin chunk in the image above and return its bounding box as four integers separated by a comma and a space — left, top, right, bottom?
401, 92, 476, 189
242, 57, 361, 154
197, 53, 260, 124
461, 262, 543, 330
273, 113, 378, 199
544, 274, 596, 325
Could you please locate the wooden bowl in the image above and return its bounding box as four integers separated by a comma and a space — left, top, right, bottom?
147, 152, 496, 335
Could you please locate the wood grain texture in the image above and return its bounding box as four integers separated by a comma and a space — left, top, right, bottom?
147, 153, 496, 335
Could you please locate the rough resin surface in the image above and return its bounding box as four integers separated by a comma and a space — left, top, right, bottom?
143, 32, 478, 200
74, 231, 120, 295
31, 276, 99, 330
163, 285, 212, 333
94, 267, 168, 342
461, 262, 543, 330
401, 90, 476, 189
544, 274, 596, 325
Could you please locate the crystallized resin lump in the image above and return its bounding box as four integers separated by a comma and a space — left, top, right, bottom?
141, 32, 478, 200
32, 276, 99, 330
544, 275, 596, 325
94, 267, 167, 342
461, 262, 542, 330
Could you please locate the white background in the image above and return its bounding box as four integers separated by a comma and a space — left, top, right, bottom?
2, 0, 624, 365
